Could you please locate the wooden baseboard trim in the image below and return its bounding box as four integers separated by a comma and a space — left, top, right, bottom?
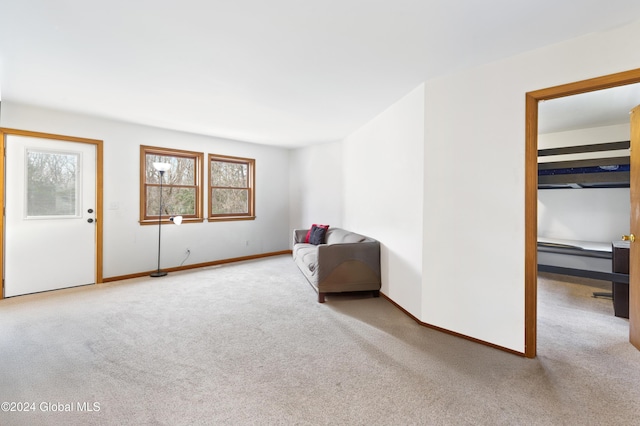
379, 292, 526, 358
103, 250, 292, 283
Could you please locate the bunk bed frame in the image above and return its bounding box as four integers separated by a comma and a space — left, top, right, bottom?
537, 239, 629, 284
538, 140, 630, 189
537, 141, 630, 286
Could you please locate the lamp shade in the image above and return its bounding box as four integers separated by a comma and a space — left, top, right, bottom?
170, 215, 183, 225
152, 162, 171, 172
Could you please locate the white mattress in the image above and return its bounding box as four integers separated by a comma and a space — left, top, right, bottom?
537, 237, 612, 253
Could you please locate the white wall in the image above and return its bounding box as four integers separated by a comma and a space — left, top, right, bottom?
289, 141, 343, 238
1, 102, 291, 278
342, 84, 425, 318
421, 18, 640, 352
538, 189, 630, 242
538, 123, 630, 151
538, 124, 630, 242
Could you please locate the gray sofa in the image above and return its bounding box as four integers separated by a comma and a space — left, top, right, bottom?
292, 227, 381, 303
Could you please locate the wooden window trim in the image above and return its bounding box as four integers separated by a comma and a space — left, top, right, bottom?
208, 153, 255, 221
140, 145, 204, 225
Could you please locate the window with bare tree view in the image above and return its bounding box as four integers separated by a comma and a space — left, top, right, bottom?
209, 154, 255, 221
27, 149, 80, 217
140, 146, 203, 224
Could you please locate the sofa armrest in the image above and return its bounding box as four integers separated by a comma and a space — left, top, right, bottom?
293, 229, 308, 245
316, 241, 381, 282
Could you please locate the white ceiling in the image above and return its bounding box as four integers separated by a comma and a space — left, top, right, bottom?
2, 1, 640, 147
539, 83, 640, 135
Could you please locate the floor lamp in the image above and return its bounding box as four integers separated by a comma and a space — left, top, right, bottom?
151, 162, 171, 277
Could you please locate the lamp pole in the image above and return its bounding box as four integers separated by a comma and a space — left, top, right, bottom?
151, 163, 171, 277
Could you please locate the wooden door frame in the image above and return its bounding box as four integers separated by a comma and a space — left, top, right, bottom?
525, 68, 640, 358
630, 106, 640, 350
0, 128, 104, 299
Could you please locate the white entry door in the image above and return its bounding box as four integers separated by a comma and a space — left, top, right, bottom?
4, 134, 97, 297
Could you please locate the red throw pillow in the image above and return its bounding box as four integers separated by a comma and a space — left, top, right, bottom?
305, 224, 329, 243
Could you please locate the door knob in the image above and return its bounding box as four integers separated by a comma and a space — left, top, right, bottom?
87, 218, 94, 223
622, 234, 635, 243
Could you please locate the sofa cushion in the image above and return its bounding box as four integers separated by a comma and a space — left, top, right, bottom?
309, 225, 327, 245
325, 228, 367, 244
340, 233, 366, 243
294, 245, 318, 274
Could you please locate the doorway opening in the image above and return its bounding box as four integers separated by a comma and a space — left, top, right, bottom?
525, 68, 640, 358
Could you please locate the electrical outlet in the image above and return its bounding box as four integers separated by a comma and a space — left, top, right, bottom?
245, 240, 249, 246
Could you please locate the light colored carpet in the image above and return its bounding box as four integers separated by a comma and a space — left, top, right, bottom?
0, 257, 639, 425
